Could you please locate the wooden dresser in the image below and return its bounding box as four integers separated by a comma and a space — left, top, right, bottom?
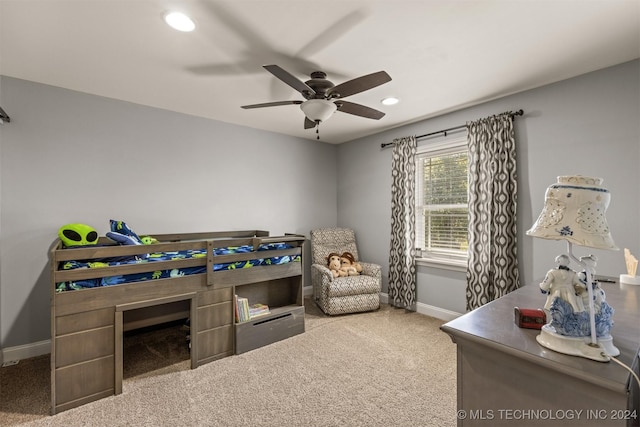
441, 278, 639, 427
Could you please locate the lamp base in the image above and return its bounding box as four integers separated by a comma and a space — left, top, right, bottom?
536, 324, 619, 362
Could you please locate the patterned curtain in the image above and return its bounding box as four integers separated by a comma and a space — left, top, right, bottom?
388, 136, 417, 309
466, 113, 520, 311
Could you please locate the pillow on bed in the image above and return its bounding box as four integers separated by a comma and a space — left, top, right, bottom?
108, 220, 149, 259
106, 231, 141, 246
109, 219, 143, 244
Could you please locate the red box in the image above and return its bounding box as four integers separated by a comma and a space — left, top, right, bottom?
514, 307, 546, 329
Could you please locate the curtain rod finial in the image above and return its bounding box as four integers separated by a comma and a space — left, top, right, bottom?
0, 106, 10, 123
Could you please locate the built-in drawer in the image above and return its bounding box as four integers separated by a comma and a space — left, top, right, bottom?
55, 307, 114, 335
55, 325, 114, 367
199, 287, 233, 306
235, 305, 305, 354
196, 324, 233, 362
197, 301, 233, 331
55, 355, 114, 406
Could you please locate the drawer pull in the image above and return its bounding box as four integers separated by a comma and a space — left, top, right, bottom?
253, 313, 291, 326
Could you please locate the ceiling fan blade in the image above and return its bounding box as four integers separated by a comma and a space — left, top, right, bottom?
263, 65, 316, 97
328, 71, 391, 99
336, 100, 386, 120
241, 100, 303, 109
304, 117, 316, 129
295, 9, 369, 58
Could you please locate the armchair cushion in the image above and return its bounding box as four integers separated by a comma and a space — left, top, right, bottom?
311, 264, 380, 297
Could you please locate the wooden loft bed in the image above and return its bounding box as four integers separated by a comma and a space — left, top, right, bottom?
50, 230, 306, 414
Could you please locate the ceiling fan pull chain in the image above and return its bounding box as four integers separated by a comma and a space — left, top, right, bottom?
316, 121, 320, 140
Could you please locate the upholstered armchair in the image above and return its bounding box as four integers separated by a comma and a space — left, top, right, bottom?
310, 228, 381, 315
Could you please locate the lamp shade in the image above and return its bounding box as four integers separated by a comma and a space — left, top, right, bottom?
526, 175, 618, 250
300, 99, 337, 123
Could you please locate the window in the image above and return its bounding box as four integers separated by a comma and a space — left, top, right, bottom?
415, 133, 468, 267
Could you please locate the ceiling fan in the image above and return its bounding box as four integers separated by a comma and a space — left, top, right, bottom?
241, 65, 392, 137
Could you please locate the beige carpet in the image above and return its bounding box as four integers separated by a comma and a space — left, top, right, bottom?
1, 301, 456, 426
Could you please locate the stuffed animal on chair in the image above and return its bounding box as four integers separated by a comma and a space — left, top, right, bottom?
327, 252, 345, 278
340, 252, 362, 276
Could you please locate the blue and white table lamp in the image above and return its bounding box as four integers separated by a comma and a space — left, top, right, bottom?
527, 175, 619, 362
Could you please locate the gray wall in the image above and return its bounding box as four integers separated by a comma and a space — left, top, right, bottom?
1, 59, 638, 351
338, 60, 640, 315
0, 77, 337, 349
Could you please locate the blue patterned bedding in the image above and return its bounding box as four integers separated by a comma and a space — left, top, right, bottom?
56, 243, 301, 292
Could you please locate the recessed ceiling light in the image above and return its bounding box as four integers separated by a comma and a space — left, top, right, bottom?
381, 97, 399, 106
164, 12, 196, 32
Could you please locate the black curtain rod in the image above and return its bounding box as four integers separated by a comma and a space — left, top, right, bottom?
380, 109, 524, 149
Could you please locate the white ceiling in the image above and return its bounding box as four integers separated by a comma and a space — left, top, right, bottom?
1, 0, 638, 144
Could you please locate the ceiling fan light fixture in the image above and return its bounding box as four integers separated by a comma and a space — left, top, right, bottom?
381, 97, 399, 106
300, 99, 337, 123
163, 12, 196, 32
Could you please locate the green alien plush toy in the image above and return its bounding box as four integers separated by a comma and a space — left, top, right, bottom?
58, 223, 99, 247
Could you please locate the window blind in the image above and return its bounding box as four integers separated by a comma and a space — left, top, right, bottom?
416, 150, 468, 257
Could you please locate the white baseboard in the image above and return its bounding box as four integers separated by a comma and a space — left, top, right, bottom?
303, 285, 313, 296
380, 292, 462, 322
1, 339, 50, 365
416, 302, 462, 322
